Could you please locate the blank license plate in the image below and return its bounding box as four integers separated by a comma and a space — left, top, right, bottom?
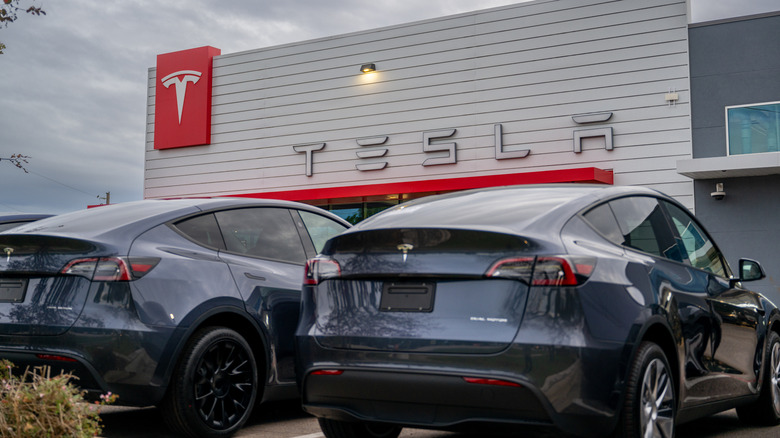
380, 282, 435, 312
0, 279, 27, 303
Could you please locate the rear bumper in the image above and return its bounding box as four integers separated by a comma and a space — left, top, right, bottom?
304, 369, 549, 425
0, 349, 104, 393
300, 365, 619, 437
0, 327, 170, 406
297, 340, 624, 438
296, 286, 637, 436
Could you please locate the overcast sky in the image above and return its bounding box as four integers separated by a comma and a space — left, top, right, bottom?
1, 0, 778, 214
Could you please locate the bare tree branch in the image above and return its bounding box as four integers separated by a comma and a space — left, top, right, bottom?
1, 154, 31, 173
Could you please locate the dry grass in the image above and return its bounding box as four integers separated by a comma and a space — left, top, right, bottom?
0, 360, 116, 437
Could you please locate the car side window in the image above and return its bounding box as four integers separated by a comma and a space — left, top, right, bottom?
609, 197, 660, 256
174, 213, 226, 250
214, 208, 307, 263
661, 201, 727, 277
582, 203, 624, 245
602, 197, 684, 263
298, 210, 349, 253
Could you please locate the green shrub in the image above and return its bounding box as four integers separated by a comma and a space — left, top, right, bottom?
0, 359, 117, 437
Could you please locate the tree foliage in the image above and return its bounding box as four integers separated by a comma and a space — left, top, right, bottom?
0, 0, 46, 54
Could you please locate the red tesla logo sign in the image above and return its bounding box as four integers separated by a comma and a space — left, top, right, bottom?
154, 46, 221, 150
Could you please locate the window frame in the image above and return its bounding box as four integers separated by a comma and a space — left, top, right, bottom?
659, 200, 732, 279
581, 195, 733, 279
725, 100, 780, 156
213, 207, 308, 264
582, 195, 681, 262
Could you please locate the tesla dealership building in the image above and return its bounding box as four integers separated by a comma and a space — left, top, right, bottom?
144, 0, 780, 299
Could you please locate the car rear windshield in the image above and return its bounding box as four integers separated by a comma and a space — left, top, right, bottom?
357, 188, 586, 232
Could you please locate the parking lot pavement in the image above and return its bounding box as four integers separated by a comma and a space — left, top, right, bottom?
98, 403, 778, 438
98, 405, 173, 438
236, 400, 322, 437
99, 400, 322, 438
98, 402, 473, 438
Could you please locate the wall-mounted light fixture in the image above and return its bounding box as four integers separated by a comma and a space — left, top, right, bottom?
711, 182, 726, 200
360, 63, 376, 73
665, 88, 679, 107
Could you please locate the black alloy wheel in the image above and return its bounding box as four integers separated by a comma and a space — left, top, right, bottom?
737, 330, 780, 425
161, 326, 259, 438
318, 418, 402, 438
618, 341, 676, 438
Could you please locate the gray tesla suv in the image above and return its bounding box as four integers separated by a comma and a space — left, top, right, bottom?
296, 185, 778, 438
0, 198, 349, 437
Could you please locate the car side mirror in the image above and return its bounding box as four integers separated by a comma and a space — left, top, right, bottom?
740, 258, 765, 281
730, 258, 765, 287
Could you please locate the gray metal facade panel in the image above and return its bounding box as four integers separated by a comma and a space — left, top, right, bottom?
689, 13, 780, 159
693, 176, 780, 303
686, 12, 780, 302
145, 0, 692, 207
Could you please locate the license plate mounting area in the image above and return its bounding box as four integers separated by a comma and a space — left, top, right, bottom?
379, 282, 435, 312
0, 279, 27, 303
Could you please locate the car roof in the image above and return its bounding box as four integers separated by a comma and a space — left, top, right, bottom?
4, 198, 348, 242
350, 184, 668, 236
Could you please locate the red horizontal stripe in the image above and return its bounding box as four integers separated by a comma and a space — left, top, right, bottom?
228, 167, 612, 201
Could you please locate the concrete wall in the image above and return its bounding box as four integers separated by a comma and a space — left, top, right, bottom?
145, 0, 693, 207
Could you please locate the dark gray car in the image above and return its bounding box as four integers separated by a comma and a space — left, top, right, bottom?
296, 185, 779, 438
0, 198, 349, 438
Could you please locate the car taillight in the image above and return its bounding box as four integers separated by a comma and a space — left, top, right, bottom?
304, 257, 341, 285
310, 369, 344, 376
126, 257, 159, 279
462, 377, 522, 387
485, 257, 535, 283
36, 354, 77, 363
486, 256, 595, 286
61, 257, 160, 281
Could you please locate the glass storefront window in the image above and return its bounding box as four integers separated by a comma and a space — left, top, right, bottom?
303, 192, 448, 225
327, 201, 399, 225
329, 203, 364, 224
726, 101, 780, 155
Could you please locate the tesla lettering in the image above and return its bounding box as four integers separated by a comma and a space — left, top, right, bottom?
161, 70, 202, 124
292, 123, 614, 176
293, 143, 326, 177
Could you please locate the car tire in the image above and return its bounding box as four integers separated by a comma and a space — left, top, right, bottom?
161, 326, 258, 438
736, 330, 780, 425
616, 341, 676, 438
318, 418, 402, 438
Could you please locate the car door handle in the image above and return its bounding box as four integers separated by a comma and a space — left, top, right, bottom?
244, 272, 266, 281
